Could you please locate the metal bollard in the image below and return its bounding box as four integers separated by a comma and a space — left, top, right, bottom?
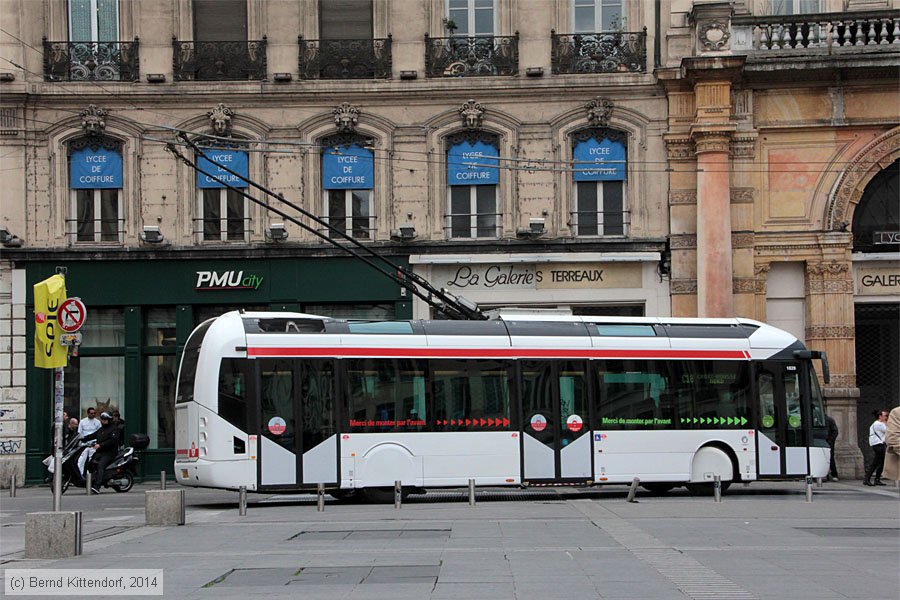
86, 471, 92, 496
713, 475, 722, 503
815, 477, 823, 488
626, 477, 640, 503
160, 471, 167, 490
317, 483, 325, 512
239, 486, 247, 516
394, 480, 402, 509
805, 476, 813, 503
9, 474, 16, 497
468, 478, 476, 506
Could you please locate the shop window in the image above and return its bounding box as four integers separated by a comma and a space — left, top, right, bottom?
64, 355, 125, 422
196, 148, 250, 242
304, 303, 394, 320
68, 136, 124, 244
194, 305, 267, 325
80, 308, 125, 347
320, 0, 373, 39
571, 128, 628, 237
321, 134, 375, 240
69, 0, 118, 41
446, 132, 500, 239
146, 355, 177, 449
447, 0, 495, 36
145, 308, 176, 347
573, 0, 623, 32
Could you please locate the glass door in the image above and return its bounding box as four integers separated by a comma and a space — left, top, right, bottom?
258, 359, 298, 488
521, 361, 591, 481
756, 361, 808, 476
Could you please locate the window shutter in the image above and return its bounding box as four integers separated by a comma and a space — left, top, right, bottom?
194, 0, 248, 41
96, 0, 118, 40
69, 0, 93, 42
319, 0, 373, 40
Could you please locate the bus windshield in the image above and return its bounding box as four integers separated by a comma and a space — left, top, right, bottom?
176, 320, 214, 405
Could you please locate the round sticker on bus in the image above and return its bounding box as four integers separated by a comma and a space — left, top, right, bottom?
762, 415, 775, 428
268, 416, 286, 435
566, 414, 583, 433
788, 415, 801, 429
530, 414, 547, 432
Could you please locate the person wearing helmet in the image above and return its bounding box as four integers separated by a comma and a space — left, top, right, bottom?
89, 412, 122, 493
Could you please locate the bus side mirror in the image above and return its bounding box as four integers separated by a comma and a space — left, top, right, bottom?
794, 350, 830, 385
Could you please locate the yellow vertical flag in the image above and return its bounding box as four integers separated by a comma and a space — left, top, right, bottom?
34, 274, 68, 369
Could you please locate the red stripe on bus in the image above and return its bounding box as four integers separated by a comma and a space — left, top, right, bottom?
246, 347, 749, 359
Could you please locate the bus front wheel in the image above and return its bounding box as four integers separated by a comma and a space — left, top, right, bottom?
641, 483, 676, 495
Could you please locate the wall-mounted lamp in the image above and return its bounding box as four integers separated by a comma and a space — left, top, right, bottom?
146, 74, 166, 83
273, 72, 293, 82
266, 222, 288, 241
525, 67, 544, 77
140, 225, 165, 244
391, 224, 417, 241
517, 218, 545, 239
0, 226, 22, 247
0, 72, 15, 82
400, 70, 418, 80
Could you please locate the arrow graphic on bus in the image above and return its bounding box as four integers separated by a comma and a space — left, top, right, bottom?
436, 418, 510, 427
680, 416, 748, 426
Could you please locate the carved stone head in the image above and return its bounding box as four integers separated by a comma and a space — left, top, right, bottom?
459, 99, 485, 129
586, 97, 613, 127
333, 103, 360, 133
207, 103, 234, 136
80, 104, 107, 136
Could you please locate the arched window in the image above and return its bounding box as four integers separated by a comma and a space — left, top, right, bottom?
446, 131, 500, 239
321, 133, 375, 239
571, 128, 628, 237
67, 135, 123, 244
852, 159, 899, 254
195, 144, 250, 242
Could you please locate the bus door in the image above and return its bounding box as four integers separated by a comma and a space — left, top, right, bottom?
756, 361, 808, 476
521, 361, 592, 482
257, 359, 338, 490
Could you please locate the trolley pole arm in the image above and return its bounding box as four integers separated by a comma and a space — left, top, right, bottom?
166, 142, 478, 320
173, 134, 485, 320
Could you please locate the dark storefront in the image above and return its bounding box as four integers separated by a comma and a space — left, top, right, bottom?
22, 255, 409, 481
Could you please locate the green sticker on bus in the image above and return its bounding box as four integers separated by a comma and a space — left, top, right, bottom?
762, 415, 775, 428
789, 415, 801, 428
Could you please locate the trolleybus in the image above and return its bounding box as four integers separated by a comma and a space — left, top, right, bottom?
174, 311, 831, 499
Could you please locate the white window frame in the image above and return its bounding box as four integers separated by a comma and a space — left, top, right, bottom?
198, 187, 249, 243
573, 180, 628, 237
324, 188, 375, 240
446, 0, 497, 36
69, 188, 123, 244
767, 0, 821, 15
572, 0, 623, 33
447, 184, 498, 239
68, 0, 119, 41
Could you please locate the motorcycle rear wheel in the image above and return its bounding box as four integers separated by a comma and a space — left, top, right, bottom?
111, 471, 134, 493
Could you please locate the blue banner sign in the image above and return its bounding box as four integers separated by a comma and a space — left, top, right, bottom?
197, 149, 250, 189
323, 144, 374, 190
573, 137, 626, 181
69, 146, 122, 189
447, 140, 499, 186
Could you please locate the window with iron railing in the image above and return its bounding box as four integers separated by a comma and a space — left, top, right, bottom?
571, 128, 629, 237
68, 136, 124, 244
321, 134, 376, 240
199, 188, 249, 242
324, 190, 375, 240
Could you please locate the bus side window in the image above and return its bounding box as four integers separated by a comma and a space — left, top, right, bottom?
757, 371, 775, 430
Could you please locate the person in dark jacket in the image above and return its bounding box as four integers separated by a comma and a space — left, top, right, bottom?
825, 414, 839, 481
89, 412, 122, 492
111, 411, 126, 448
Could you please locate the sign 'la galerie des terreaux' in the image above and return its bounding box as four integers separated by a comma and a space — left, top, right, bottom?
323, 144, 374, 189
439, 263, 642, 291
197, 149, 250, 188
69, 146, 123, 189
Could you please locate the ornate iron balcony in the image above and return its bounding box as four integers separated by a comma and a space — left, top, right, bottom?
732, 11, 899, 51
551, 29, 647, 74
173, 38, 267, 81
43, 39, 139, 82
425, 34, 519, 77
299, 36, 392, 79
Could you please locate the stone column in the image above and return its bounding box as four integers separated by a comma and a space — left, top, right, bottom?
693, 130, 734, 317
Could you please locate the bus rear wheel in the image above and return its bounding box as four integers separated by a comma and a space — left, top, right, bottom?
641, 483, 676, 495
686, 481, 731, 496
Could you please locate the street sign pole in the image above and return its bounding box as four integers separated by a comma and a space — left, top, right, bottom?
52, 367, 64, 511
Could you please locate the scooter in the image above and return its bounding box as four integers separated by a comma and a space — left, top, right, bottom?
48, 433, 145, 494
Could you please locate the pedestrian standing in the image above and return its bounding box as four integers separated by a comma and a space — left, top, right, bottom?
863, 409, 889, 486
825, 414, 839, 481
78, 406, 101, 441
883, 406, 900, 483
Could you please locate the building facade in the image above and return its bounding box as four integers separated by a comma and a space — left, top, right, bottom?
0, 0, 896, 483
